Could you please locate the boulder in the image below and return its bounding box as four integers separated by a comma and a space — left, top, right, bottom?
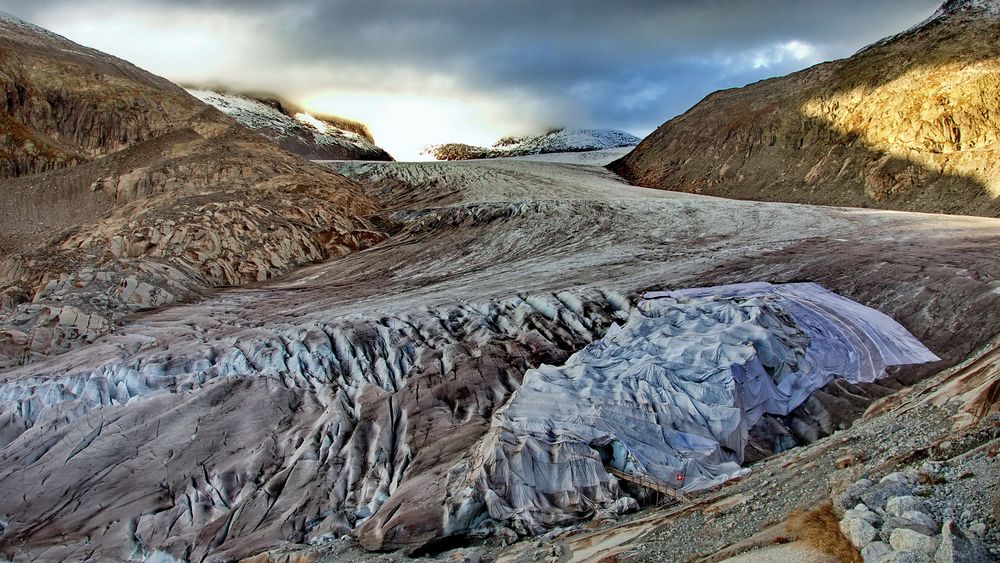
861, 482, 914, 512
899, 511, 938, 531
862, 540, 892, 562
836, 479, 875, 516
879, 550, 933, 563
845, 505, 883, 526
889, 528, 939, 555
842, 516, 880, 550
934, 519, 998, 562
880, 516, 937, 541
886, 496, 930, 517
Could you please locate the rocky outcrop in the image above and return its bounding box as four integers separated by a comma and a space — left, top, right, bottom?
0, 14, 387, 367
0, 13, 206, 178
837, 473, 998, 561
611, 0, 1000, 217
188, 89, 394, 161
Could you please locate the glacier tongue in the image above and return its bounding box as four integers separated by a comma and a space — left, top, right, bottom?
458, 282, 938, 534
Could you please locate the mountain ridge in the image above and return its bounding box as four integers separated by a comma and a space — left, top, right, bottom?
0, 12, 386, 368
425, 128, 640, 160
187, 88, 394, 161
610, 0, 1000, 217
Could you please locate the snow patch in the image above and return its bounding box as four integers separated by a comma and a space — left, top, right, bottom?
188, 88, 388, 159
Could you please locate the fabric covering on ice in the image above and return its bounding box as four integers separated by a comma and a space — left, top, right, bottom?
457, 282, 939, 533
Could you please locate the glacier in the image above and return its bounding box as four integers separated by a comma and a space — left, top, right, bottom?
452, 282, 939, 534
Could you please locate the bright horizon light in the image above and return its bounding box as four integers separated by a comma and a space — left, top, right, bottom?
7, 1, 936, 161
302, 92, 538, 161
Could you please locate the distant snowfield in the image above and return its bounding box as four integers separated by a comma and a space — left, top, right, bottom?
188, 88, 391, 159
506, 145, 635, 165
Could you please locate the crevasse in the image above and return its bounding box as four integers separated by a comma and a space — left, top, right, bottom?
458, 282, 939, 534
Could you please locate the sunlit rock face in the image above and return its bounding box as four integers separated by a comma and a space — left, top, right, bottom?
610, 0, 1000, 217
453, 283, 938, 534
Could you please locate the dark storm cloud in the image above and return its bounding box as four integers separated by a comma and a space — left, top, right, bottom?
1, 0, 943, 136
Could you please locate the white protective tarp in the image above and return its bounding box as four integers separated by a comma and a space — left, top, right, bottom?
464, 282, 939, 533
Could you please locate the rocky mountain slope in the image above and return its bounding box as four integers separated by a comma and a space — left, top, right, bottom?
0, 12, 203, 178
425, 128, 639, 160
611, 0, 1000, 217
188, 89, 394, 161
0, 13, 386, 368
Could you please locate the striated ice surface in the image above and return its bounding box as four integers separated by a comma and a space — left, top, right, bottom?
456, 282, 938, 533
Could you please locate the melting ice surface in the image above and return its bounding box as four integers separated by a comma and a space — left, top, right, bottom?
463, 282, 939, 533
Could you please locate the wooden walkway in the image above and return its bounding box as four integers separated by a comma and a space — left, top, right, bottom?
606, 466, 691, 504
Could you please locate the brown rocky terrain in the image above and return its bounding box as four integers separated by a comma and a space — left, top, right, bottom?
611, 0, 1000, 217
0, 14, 387, 368
0, 14, 203, 179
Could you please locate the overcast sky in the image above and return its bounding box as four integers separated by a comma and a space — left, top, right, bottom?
1, 0, 941, 159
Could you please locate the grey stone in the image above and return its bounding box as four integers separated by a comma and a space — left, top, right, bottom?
862, 541, 892, 562
845, 506, 883, 526
934, 518, 998, 562
881, 516, 937, 541
900, 511, 938, 531
842, 516, 880, 549
881, 472, 911, 484
886, 496, 930, 517
862, 481, 914, 512
836, 478, 875, 515
890, 528, 939, 554
880, 550, 933, 563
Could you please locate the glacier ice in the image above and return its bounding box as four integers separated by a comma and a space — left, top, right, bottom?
456, 282, 939, 533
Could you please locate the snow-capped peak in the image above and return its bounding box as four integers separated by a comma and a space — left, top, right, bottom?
936, 0, 1000, 17
188, 88, 392, 161
0, 9, 72, 41
424, 128, 641, 160
293, 112, 330, 135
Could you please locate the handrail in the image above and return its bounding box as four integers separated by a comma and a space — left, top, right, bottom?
605, 466, 691, 504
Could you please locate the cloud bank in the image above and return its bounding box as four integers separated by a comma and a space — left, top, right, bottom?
0, 0, 941, 159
